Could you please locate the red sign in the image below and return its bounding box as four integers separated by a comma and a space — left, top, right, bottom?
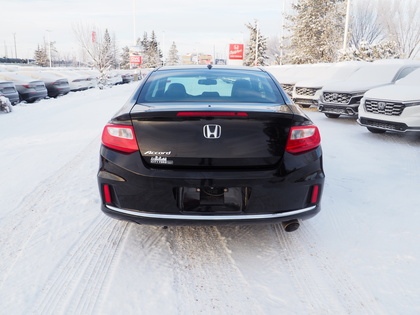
130, 55, 143, 64
229, 44, 244, 60
92, 31, 96, 43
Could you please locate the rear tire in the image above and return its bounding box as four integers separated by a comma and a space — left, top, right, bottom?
325, 113, 340, 118
367, 127, 386, 134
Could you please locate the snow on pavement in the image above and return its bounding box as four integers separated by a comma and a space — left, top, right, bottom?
0, 82, 419, 314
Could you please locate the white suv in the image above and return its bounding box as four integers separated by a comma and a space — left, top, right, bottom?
292, 61, 365, 108
358, 68, 420, 133
318, 60, 420, 118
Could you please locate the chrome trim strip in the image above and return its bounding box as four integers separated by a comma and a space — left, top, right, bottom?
105, 205, 317, 221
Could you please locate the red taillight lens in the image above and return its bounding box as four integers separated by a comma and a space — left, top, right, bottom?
103, 184, 112, 203
101, 124, 139, 153
286, 126, 321, 154
176, 112, 248, 117
310, 185, 319, 204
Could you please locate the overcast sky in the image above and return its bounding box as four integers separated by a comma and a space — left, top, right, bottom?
2, 0, 295, 60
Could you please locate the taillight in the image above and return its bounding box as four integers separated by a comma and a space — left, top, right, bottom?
286, 125, 321, 154
177, 112, 248, 117
103, 184, 112, 203
310, 185, 319, 203
101, 124, 139, 153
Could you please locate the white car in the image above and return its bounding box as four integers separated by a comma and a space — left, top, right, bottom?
318, 59, 420, 118
358, 68, 420, 133
292, 61, 366, 108
278, 64, 334, 98
43, 71, 91, 92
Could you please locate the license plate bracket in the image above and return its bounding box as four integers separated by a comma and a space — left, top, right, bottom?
177, 186, 249, 213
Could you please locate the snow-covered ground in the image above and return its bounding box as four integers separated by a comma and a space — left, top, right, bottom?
0, 82, 419, 314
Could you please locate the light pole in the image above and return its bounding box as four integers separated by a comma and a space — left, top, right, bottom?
46, 30, 52, 67
254, 20, 259, 66
343, 0, 351, 50
13, 33, 17, 59
132, 0, 137, 44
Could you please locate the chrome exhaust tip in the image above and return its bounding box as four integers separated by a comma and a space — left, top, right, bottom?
282, 219, 300, 232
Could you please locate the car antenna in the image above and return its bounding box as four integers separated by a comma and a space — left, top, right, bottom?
207, 64, 212, 69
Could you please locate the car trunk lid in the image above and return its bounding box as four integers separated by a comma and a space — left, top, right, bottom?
130, 103, 294, 169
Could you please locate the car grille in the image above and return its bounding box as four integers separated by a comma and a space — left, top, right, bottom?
323, 92, 352, 104
0, 87, 16, 93
295, 87, 317, 96
360, 117, 407, 132
281, 84, 293, 96
365, 99, 405, 116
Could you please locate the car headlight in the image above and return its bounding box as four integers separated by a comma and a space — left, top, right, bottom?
350, 94, 364, 105
404, 101, 420, 107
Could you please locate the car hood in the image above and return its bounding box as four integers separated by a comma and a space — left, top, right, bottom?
364, 85, 420, 102
322, 81, 391, 94
295, 78, 342, 89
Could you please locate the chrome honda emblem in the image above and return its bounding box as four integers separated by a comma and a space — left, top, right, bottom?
332, 93, 338, 101
203, 124, 221, 139
377, 102, 386, 110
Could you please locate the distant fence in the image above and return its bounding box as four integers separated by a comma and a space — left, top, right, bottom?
0, 57, 35, 64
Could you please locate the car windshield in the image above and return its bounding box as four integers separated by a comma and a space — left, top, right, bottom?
396, 68, 420, 85
137, 68, 283, 103
345, 64, 402, 83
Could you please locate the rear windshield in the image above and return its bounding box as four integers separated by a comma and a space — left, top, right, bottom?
137, 68, 283, 103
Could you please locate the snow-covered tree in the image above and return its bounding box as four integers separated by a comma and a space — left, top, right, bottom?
148, 31, 163, 68
378, 0, 420, 59
136, 31, 163, 68
120, 46, 130, 69
285, 0, 346, 64
73, 24, 117, 83
349, 0, 383, 49
338, 40, 401, 62
166, 42, 180, 66
102, 29, 114, 68
244, 21, 269, 66
34, 44, 49, 67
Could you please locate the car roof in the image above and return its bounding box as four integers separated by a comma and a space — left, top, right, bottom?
155, 65, 265, 72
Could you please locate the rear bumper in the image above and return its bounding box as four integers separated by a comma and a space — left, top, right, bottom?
20, 90, 48, 102
4, 93, 20, 105
102, 204, 320, 226
98, 146, 324, 226
47, 86, 71, 97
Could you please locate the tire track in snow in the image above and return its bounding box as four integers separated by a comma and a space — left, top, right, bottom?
0, 137, 130, 314
166, 226, 264, 314
271, 222, 387, 314
216, 225, 310, 313
0, 139, 100, 290
32, 219, 129, 315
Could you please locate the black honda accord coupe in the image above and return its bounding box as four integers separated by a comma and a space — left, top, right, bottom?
97, 65, 324, 231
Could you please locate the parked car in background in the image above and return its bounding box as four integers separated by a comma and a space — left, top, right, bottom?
97, 66, 324, 232
0, 80, 20, 105
292, 61, 366, 108
106, 72, 123, 86
43, 71, 91, 92
72, 70, 98, 89
115, 70, 135, 84
18, 71, 70, 98
0, 72, 47, 103
271, 64, 334, 98
358, 67, 420, 133
318, 59, 420, 118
